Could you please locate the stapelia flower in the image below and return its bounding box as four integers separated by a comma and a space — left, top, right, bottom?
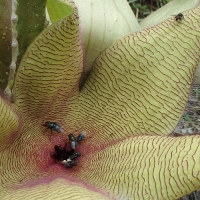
0, 2, 200, 200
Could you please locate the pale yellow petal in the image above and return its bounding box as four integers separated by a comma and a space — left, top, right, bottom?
67, 6, 200, 141
0, 96, 19, 146
1, 178, 111, 199
12, 3, 83, 120
78, 135, 200, 200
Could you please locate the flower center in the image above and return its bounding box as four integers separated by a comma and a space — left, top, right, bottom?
50, 132, 86, 169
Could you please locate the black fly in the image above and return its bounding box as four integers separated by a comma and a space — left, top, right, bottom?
173, 13, 184, 21
43, 121, 62, 133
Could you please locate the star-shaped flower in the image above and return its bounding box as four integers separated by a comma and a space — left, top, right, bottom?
0, 1, 200, 199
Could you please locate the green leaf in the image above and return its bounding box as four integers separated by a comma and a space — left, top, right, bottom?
46, 0, 73, 23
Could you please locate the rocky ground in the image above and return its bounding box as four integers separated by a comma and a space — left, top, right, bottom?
173, 83, 200, 200
173, 84, 200, 136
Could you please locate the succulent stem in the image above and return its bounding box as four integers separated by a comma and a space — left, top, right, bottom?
4, 0, 18, 100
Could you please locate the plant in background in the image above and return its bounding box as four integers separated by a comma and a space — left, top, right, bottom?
128, 0, 172, 21
0, 0, 200, 199
0, 0, 47, 96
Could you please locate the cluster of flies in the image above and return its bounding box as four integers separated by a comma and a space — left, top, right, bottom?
43, 121, 86, 168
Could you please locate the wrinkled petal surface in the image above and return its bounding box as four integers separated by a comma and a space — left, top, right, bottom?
1, 3, 200, 200
77, 135, 200, 200
13, 4, 83, 121
66, 6, 200, 142
1, 177, 110, 199
0, 96, 19, 146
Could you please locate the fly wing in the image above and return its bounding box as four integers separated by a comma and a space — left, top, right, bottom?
54, 125, 62, 133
